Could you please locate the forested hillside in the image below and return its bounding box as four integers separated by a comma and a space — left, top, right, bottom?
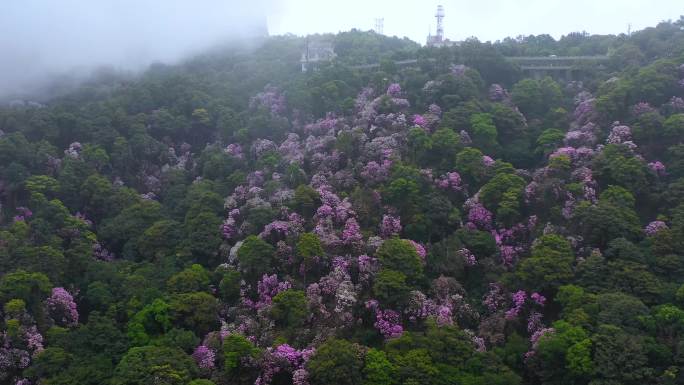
1, 18, 684, 385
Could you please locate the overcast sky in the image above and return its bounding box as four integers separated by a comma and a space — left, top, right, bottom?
269, 0, 683, 43
1, 0, 683, 98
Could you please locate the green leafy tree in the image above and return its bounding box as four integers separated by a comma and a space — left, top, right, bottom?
99, 200, 163, 258
479, 172, 525, 214
362, 348, 396, 385
167, 264, 210, 294
237, 235, 276, 283
574, 199, 641, 248
169, 292, 219, 337
111, 346, 198, 385
296, 233, 325, 267
376, 238, 423, 284
591, 325, 654, 384
516, 234, 574, 292
271, 289, 308, 331
127, 299, 173, 346
429, 127, 461, 171
373, 269, 411, 308
592, 144, 648, 194
511, 77, 562, 119
182, 211, 222, 266
308, 339, 364, 385
470, 113, 499, 154
0, 269, 52, 314
218, 267, 242, 305
528, 320, 590, 385
136, 219, 183, 261
222, 333, 261, 381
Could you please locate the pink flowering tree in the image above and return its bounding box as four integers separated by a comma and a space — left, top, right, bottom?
46, 287, 78, 327
379, 215, 401, 238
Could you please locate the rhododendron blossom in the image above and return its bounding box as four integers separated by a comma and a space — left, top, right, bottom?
648, 161, 666, 176
46, 287, 78, 327
408, 240, 427, 262
467, 204, 493, 230
192, 345, 216, 369
645, 220, 668, 236
380, 215, 401, 238
436, 172, 462, 192
606, 123, 632, 144
505, 290, 527, 320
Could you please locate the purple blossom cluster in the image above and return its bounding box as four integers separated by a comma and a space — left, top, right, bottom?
460, 130, 472, 145
412, 114, 427, 127
459, 248, 477, 266
550, 146, 577, 161
436, 172, 462, 192
564, 123, 598, 148
304, 114, 339, 136
472, 335, 487, 352
669, 96, 684, 111
311, 186, 357, 247
64, 142, 82, 159
260, 212, 305, 241
573, 98, 596, 125
224, 143, 244, 159
386, 83, 402, 97
631, 102, 655, 116
251, 139, 278, 159
606, 122, 632, 144
435, 305, 454, 327
648, 161, 666, 176
13, 207, 32, 223
46, 287, 79, 327
357, 254, 378, 284
530, 292, 546, 306
450, 64, 467, 77
278, 133, 305, 165
482, 156, 495, 167
404, 291, 434, 322
255, 344, 315, 385
525, 327, 555, 360
467, 204, 493, 230
361, 159, 392, 184
259, 274, 292, 305
341, 217, 363, 247
92, 242, 115, 261
527, 311, 543, 333
370, 305, 403, 339
505, 290, 527, 320
192, 345, 216, 369
499, 245, 519, 267
488, 84, 509, 102
1, 316, 44, 381
408, 240, 427, 262
379, 215, 401, 238
243, 274, 292, 311
644, 220, 668, 236
483, 283, 506, 312
250, 85, 286, 116
222, 209, 241, 240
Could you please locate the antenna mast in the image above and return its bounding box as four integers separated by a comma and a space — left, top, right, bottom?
435, 5, 445, 43
374, 18, 385, 35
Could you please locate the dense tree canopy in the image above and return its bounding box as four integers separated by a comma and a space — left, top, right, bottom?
2, 17, 684, 385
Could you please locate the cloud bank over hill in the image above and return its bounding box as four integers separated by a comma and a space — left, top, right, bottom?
0, 0, 271, 99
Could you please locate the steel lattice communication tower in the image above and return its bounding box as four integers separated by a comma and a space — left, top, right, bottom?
435, 5, 445, 43
374, 18, 385, 35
